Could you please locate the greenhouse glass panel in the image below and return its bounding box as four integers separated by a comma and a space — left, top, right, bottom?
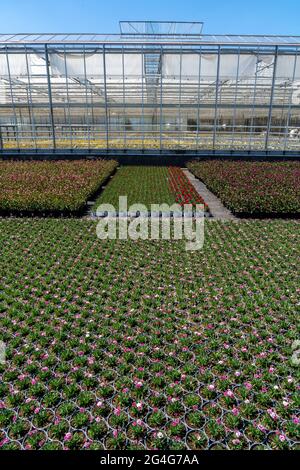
1, 24, 300, 153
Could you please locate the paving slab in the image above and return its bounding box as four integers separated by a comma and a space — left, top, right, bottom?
182, 168, 237, 220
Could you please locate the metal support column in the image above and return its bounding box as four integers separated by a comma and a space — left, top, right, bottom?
83, 46, 91, 149
249, 47, 260, 150
178, 46, 183, 147
25, 46, 37, 148
196, 48, 202, 150
283, 49, 298, 151
122, 46, 126, 148
141, 45, 145, 149
213, 46, 221, 150
265, 45, 278, 150
5, 46, 19, 148
231, 48, 240, 148
64, 45, 73, 148
159, 45, 163, 151
44, 44, 56, 149
102, 44, 109, 150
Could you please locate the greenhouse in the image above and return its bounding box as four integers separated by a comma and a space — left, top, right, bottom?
0, 21, 300, 154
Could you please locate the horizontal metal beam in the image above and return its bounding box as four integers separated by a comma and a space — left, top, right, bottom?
0, 147, 300, 158
0, 33, 300, 46
0, 102, 299, 110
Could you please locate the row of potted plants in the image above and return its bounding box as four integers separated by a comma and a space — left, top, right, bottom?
187, 161, 300, 215
94, 166, 208, 211
0, 160, 117, 212
0, 218, 298, 449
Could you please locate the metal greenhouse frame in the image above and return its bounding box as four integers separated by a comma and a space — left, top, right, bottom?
1, 21, 300, 156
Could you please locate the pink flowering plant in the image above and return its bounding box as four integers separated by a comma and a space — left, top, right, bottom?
187, 161, 300, 216
0, 160, 117, 213
0, 218, 299, 450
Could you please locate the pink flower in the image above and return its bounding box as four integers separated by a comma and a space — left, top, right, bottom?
257, 424, 266, 433
232, 407, 239, 416
114, 407, 121, 416
0, 438, 9, 447
224, 390, 234, 398
64, 433, 72, 442
279, 434, 286, 442
267, 409, 278, 420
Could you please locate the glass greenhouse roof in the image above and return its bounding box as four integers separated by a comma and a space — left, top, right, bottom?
0, 33, 300, 46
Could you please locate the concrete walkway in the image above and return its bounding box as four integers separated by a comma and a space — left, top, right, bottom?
182, 169, 237, 220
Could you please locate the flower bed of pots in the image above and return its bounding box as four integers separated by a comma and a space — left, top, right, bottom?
94, 166, 207, 211
0, 218, 298, 450
187, 161, 300, 216
0, 160, 117, 214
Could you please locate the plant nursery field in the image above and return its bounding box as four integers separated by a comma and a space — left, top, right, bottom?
187, 161, 300, 216
0, 160, 117, 213
0, 219, 299, 450
94, 166, 207, 210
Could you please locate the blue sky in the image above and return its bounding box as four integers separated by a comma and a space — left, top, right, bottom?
1, 0, 300, 35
